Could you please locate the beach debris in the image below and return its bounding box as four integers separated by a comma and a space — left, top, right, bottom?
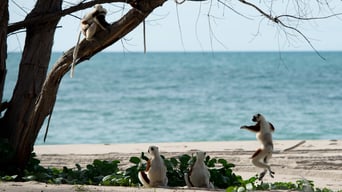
274, 140, 306, 154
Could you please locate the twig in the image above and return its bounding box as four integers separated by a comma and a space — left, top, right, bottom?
143, 20, 146, 53
276, 13, 342, 21
176, 3, 185, 51
237, 0, 334, 60
217, 0, 252, 20
277, 20, 326, 60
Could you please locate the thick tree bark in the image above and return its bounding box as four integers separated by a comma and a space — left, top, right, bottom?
34, 0, 166, 144
1, 0, 165, 171
1, 0, 62, 169
7, 0, 137, 34
0, 0, 8, 112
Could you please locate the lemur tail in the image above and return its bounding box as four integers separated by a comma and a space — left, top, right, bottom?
71, 31, 82, 78
274, 140, 306, 153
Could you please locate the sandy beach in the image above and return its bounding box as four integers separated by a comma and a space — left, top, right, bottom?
0, 140, 341, 191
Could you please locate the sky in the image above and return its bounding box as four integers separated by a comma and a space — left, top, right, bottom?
7, 0, 342, 52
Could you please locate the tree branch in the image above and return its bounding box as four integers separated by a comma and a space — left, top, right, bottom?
237, 0, 342, 59
238, 0, 279, 23
276, 13, 342, 21
32, 0, 166, 139
7, 0, 136, 34
276, 20, 326, 60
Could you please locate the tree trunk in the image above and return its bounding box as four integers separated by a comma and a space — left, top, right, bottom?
1, 0, 62, 170
0, 0, 8, 113
33, 0, 166, 151
1, 0, 165, 171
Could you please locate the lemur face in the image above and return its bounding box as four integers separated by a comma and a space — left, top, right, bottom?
148, 146, 158, 155
252, 113, 262, 122
196, 151, 206, 161
94, 4, 107, 15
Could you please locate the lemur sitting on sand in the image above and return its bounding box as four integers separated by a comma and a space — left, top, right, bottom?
184, 151, 214, 188
138, 146, 168, 187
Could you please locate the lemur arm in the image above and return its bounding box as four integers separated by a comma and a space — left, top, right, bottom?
240, 122, 261, 132
94, 14, 110, 30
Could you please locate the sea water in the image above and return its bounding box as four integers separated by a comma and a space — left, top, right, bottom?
4, 52, 342, 144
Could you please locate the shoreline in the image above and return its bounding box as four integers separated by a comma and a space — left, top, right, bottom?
34, 139, 339, 154
1, 140, 341, 191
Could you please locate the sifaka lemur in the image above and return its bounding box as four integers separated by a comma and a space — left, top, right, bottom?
138, 146, 168, 187
184, 151, 214, 189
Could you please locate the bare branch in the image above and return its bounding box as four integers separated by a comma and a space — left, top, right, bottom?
10, 0, 28, 14
277, 19, 326, 60
176, 3, 185, 51
238, 0, 279, 23
7, 0, 136, 34
276, 12, 342, 21
217, 0, 252, 20
195, 2, 204, 51
206, 0, 228, 51
237, 0, 340, 59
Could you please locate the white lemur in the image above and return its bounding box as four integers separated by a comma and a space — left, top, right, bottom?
138, 146, 168, 187
81, 4, 110, 40
71, 4, 110, 78
184, 151, 214, 189
240, 113, 306, 181
240, 113, 275, 180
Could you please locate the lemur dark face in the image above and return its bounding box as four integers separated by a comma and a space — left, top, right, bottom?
252, 113, 261, 122
148, 146, 157, 154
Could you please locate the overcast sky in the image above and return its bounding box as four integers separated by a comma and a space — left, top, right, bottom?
7, 0, 342, 52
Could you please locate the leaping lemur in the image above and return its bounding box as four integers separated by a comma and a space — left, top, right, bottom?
240, 113, 276, 180
240, 113, 305, 181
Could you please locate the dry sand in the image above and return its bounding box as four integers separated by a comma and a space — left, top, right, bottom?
0, 140, 341, 191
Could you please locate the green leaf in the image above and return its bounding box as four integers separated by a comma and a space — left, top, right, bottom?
23, 175, 36, 181
140, 152, 149, 161
75, 164, 82, 171
226, 186, 236, 192
178, 154, 191, 164
1, 175, 17, 181
129, 157, 140, 164
218, 158, 227, 166
207, 158, 217, 167
170, 157, 178, 167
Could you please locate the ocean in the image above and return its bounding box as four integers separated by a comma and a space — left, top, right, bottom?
4, 52, 342, 144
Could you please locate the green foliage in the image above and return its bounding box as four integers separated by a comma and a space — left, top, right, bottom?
230, 176, 340, 192
19, 153, 124, 185
163, 154, 191, 186
0, 152, 338, 192
206, 156, 242, 188
101, 153, 145, 186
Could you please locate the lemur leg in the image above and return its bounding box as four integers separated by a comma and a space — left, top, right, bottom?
264, 152, 274, 178
85, 23, 97, 40
251, 148, 274, 180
